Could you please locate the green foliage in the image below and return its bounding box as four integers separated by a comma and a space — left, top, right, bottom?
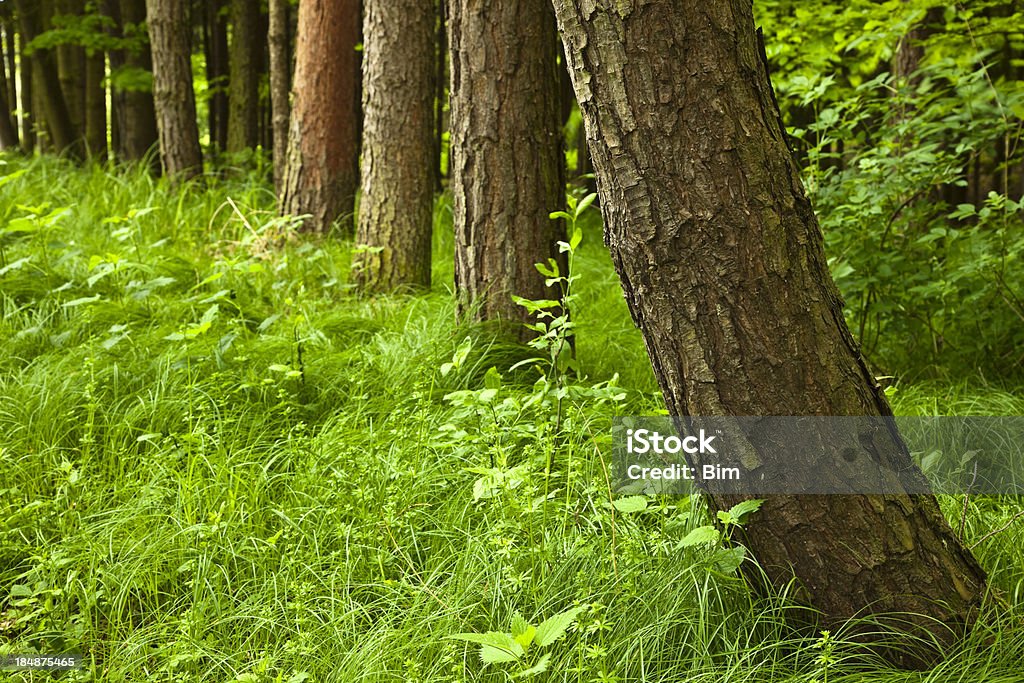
758, 0, 1024, 379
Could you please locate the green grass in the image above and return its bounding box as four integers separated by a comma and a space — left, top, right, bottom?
1, 154, 1023, 682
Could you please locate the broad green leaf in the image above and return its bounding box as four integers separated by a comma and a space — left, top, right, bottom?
725, 499, 763, 525
534, 606, 585, 647
448, 632, 524, 663
514, 653, 551, 678
677, 525, 720, 548
611, 496, 648, 513
713, 546, 747, 574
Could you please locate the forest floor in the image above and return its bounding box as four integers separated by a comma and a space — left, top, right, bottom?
2, 155, 1023, 682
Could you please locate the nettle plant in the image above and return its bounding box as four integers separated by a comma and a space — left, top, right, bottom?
448, 605, 586, 679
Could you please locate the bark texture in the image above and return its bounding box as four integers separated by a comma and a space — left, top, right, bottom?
0, 23, 17, 149
279, 0, 360, 234
227, 0, 261, 153
146, 0, 202, 180
448, 0, 565, 337
268, 0, 290, 191
354, 0, 435, 290
108, 0, 159, 167
551, 0, 986, 664
15, 0, 80, 157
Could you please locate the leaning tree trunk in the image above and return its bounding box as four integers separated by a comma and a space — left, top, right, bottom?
145, 0, 202, 181
354, 0, 435, 290
267, 0, 290, 192
227, 0, 260, 153
551, 0, 986, 666
448, 0, 565, 339
279, 0, 360, 234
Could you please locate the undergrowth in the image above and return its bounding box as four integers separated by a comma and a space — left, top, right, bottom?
1, 155, 1022, 682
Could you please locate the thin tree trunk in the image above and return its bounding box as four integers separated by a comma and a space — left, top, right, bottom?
204, 0, 229, 152
145, 0, 202, 181
84, 49, 107, 159
18, 31, 35, 152
268, 0, 290, 191
280, 0, 360, 234
433, 0, 445, 192
354, 0, 434, 290
448, 0, 565, 339
0, 21, 18, 149
227, 0, 260, 153
551, 0, 986, 666
15, 0, 80, 157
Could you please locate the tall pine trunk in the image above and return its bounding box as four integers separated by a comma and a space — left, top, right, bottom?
227, 0, 260, 153
0, 21, 17, 150
279, 0, 360, 234
145, 0, 202, 180
84, 48, 107, 159
108, 0, 159, 168
551, 0, 986, 665
448, 0, 565, 339
353, 0, 435, 290
204, 0, 229, 152
267, 0, 290, 192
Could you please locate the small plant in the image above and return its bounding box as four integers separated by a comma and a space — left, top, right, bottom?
675, 498, 764, 575
448, 605, 586, 679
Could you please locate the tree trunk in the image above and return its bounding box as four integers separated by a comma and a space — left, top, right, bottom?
204, 0, 229, 152
227, 0, 260, 153
145, 0, 202, 180
433, 0, 445, 192
18, 30, 35, 152
84, 49, 107, 159
551, 0, 986, 665
353, 0, 434, 290
448, 0, 565, 339
0, 21, 18, 150
279, 0, 360, 234
55, 0, 86, 141
267, 0, 290, 191
108, 0, 160, 168
15, 0, 80, 157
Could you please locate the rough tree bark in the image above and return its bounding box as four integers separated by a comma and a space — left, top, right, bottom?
227, 0, 260, 153
55, 0, 85, 139
107, 0, 160, 167
551, 0, 986, 665
353, 0, 435, 290
267, 0, 290, 192
279, 0, 360, 234
145, 0, 202, 180
448, 0, 565, 339
15, 0, 80, 157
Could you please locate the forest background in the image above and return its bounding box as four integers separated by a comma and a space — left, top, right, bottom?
0, 0, 1023, 681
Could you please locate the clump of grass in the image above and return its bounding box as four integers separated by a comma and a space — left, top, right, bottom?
1, 154, 1022, 682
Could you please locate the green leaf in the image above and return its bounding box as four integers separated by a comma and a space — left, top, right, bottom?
533, 606, 585, 647
514, 653, 551, 678
575, 192, 597, 218
610, 496, 648, 513
448, 632, 525, 663
62, 295, 102, 308
568, 225, 583, 251
723, 499, 763, 526
677, 525, 720, 548
713, 546, 747, 574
